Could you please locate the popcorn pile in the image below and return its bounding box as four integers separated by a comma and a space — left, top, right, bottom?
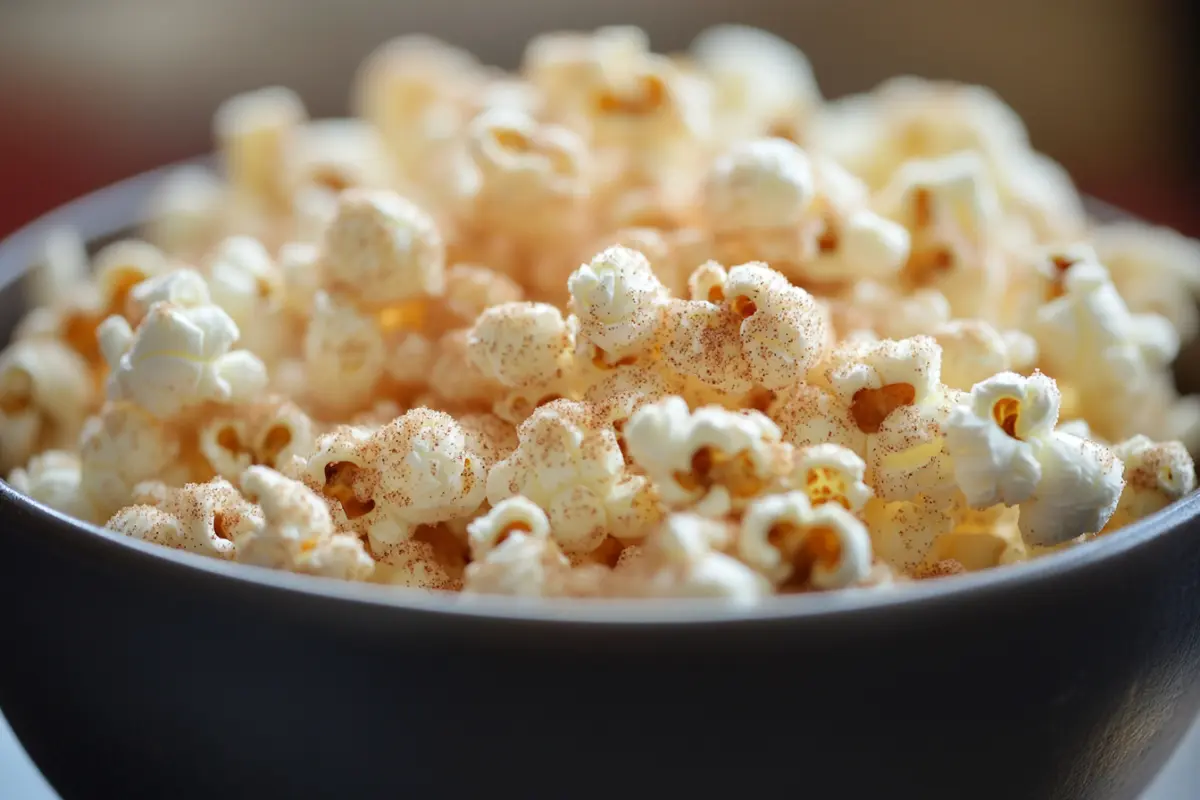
6, 26, 1200, 604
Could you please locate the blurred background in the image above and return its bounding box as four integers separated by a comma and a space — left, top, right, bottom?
1, 0, 1199, 237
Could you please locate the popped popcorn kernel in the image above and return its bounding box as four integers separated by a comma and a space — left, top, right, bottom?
93, 239, 170, 317
467, 301, 574, 390
790, 443, 872, 513
1018, 431, 1125, 547
1104, 436, 1196, 531
945, 371, 1059, 508
214, 86, 307, 209
740, 491, 873, 588
568, 246, 668, 359
625, 396, 785, 516
112, 477, 262, 559
0, 337, 94, 473
486, 399, 647, 553
237, 466, 374, 580
660, 298, 754, 396
7, 450, 97, 522
320, 189, 445, 307
466, 495, 550, 560
865, 494, 955, 573
79, 402, 186, 520
99, 301, 267, 420
630, 513, 770, 603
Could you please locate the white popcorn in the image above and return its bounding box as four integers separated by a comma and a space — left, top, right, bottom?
319, 189, 445, 307
933, 320, 1017, 391
705, 138, 814, 231
78, 403, 186, 520
0, 338, 94, 473
25, 227, 89, 310
1105, 436, 1196, 530
284, 117, 394, 197
92, 239, 170, 314
791, 443, 872, 513
100, 303, 268, 419
1092, 222, 1200, 342
214, 86, 307, 208
362, 408, 488, 553
462, 531, 570, 597
878, 152, 1004, 318
467, 302, 575, 390
721, 262, 829, 389
6, 450, 97, 522
465, 495, 551, 560
205, 236, 283, 326
865, 494, 955, 573
740, 491, 872, 588
945, 371, 1060, 508
302, 291, 386, 416
1018, 431, 1124, 547
109, 478, 262, 559
237, 466, 374, 580
279, 242, 321, 315
689, 25, 821, 142
821, 335, 943, 427
769, 383, 867, 456
1035, 262, 1181, 392
625, 396, 784, 516
142, 166, 223, 256
660, 298, 755, 397
486, 400, 652, 553
635, 513, 770, 603
126, 269, 212, 325
568, 246, 668, 359
804, 207, 911, 283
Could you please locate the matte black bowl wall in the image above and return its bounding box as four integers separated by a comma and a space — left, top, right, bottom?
1, 166, 1200, 800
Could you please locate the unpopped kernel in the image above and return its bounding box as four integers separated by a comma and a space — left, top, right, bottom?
4, 25, 1198, 601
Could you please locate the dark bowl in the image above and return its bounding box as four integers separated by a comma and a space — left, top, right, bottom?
2, 164, 1200, 800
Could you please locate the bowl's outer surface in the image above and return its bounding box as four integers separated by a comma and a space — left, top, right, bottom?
3, 166, 1200, 800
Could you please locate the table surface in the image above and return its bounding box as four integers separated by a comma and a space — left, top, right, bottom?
3, 708, 1199, 798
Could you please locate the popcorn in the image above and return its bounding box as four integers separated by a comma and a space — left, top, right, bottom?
865, 494, 955, 572
631, 513, 770, 603
721, 262, 828, 388
740, 491, 873, 587
319, 189, 445, 308
486, 399, 656, 553
568, 246, 668, 360
0, 338, 94, 473
1017, 431, 1124, 547
8, 26, 1199, 602
1092, 222, 1200, 342
878, 152, 1005, 318
109, 478, 262, 559
689, 25, 821, 143
944, 371, 1059, 508
214, 86, 307, 209
1104, 436, 1196, 531
703, 138, 815, 268
467, 302, 575, 391
790, 443, 872, 514
198, 399, 315, 479
126, 269, 212, 326
99, 302, 268, 419
624, 397, 785, 516
6, 450, 96, 522
237, 466, 374, 580
466, 495, 551, 560
79, 403, 187, 520
933, 320, 1033, 391
302, 291, 387, 416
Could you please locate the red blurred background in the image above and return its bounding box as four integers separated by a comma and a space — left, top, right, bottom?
1, 0, 1198, 238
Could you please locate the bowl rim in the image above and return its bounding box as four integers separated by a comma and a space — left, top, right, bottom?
2, 157, 1196, 628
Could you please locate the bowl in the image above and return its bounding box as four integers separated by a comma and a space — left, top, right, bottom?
1, 164, 1200, 800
